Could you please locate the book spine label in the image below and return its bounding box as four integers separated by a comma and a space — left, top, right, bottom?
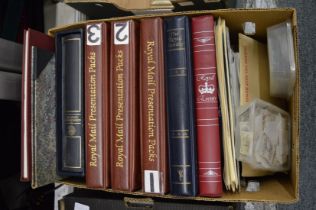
56, 29, 85, 177
164, 16, 197, 196
140, 18, 168, 194
85, 23, 110, 188
111, 20, 140, 191
192, 15, 223, 197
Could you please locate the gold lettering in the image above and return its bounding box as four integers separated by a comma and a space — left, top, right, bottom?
145, 41, 158, 162
89, 143, 99, 167
167, 30, 184, 49
115, 50, 125, 168
88, 51, 99, 167
65, 115, 81, 124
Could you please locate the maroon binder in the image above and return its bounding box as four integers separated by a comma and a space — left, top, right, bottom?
192, 15, 223, 197
21, 29, 54, 181
140, 17, 168, 194
110, 20, 141, 192
85, 22, 110, 188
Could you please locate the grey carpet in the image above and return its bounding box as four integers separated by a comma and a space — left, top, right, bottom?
276, 0, 316, 209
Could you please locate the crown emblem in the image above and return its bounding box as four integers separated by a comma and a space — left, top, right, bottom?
199, 82, 215, 95
196, 37, 211, 44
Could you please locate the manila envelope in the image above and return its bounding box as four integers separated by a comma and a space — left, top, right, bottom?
239, 33, 286, 177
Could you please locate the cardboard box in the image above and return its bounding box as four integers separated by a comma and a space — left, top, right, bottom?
63, 0, 226, 17
60, 189, 237, 210
64, 0, 174, 11
49, 8, 300, 204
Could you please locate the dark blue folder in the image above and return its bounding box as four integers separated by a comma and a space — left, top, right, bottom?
164, 16, 198, 196
55, 29, 85, 177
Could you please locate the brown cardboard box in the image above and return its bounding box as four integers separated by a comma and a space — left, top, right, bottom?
60, 189, 237, 210
64, 0, 174, 11
49, 8, 300, 204
63, 0, 226, 17
64, 0, 225, 11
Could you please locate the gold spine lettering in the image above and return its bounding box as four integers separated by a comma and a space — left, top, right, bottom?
88, 51, 98, 167
145, 41, 157, 162
167, 30, 184, 49
115, 50, 125, 168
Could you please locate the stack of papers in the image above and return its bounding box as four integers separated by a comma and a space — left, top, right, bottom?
215, 17, 239, 192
